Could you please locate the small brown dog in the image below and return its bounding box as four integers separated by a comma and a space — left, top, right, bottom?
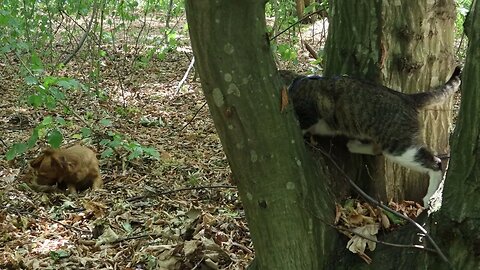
29, 145, 102, 194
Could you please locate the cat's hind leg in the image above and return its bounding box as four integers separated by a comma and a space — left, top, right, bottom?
383, 146, 443, 206
347, 140, 382, 155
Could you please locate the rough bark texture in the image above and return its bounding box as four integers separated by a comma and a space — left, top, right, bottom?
185, 1, 336, 269
324, 0, 456, 203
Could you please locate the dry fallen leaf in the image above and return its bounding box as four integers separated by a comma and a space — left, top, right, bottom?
346, 224, 379, 255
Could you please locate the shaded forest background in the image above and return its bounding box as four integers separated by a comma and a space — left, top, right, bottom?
0, 0, 472, 269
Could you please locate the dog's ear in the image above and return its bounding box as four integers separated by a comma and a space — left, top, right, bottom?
30, 155, 45, 169
30, 148, 56, 169
51, 155, 76, 172
50, 155, 66, 170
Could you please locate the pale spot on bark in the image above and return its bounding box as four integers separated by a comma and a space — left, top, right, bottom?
212, 88, 224, 107
236, 142, 244, 149
224, 43, 234, 54
247, 192, 253, 200
228, 125, 234, 130
291, 140, 295, 144
224, 73, 232, 82
295, 158, 302, 167
286, 182, 295, 190
242, 77, 249, 84
227, 83, 240, 97
250, 150, 258, 163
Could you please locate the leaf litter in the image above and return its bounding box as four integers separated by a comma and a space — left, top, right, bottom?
0, 45, 251, 269
335, 199, 424, 264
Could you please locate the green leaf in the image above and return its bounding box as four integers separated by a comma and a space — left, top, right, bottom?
101, 148, 114, 159
30, 53, 44, 73
49, 87, 66, 100
27, 129, 40, 148
81, 127, 92, 138
6, 143, 27, 160
25, 76, 38, 85
49, 249, 70, 261
99, 139, 111, 146
55, 117, 66, 125
47, 129, 63, 148
143, 147, 160, 160
122, 222, 133, 233
383, 210, 406, 225
41, 116, 53, 125
28, 94, 42, 107
99, 119, 113, 127
127, 147, 143, 160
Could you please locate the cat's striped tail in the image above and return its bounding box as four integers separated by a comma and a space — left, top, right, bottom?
411, 66, 462, 108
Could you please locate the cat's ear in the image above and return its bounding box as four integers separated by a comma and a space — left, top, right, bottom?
451, 66, 462, 80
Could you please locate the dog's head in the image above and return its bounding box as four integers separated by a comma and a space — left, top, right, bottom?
30, 149, 72, 186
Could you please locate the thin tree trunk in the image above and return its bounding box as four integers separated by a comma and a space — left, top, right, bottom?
185, 1, 336, 269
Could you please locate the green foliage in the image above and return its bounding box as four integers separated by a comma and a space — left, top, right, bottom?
275, 44, 298, 63
455, 0, 471, 37
6, 116, 66, 160
455, 0, 472, 59
99, 132, 160, 161
2, 0, 179, 163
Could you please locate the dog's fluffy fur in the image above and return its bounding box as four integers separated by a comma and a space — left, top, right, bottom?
30, 145, 102, 193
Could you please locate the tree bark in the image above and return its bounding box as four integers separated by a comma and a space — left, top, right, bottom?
185, 1, 336, 269
435, 0, 480, 267
324, 0, 456, 203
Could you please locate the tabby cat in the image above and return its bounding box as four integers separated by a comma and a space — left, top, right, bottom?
280, 67, 461, 206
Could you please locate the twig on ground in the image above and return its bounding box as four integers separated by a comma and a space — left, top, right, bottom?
335, 225, 436, 252
174, 56, 196, 96
169, 101, 207, 136
126, 184, 236, 202
309, 142, 451, 266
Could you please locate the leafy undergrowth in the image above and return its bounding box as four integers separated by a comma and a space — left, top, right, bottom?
0, 48, 253, 269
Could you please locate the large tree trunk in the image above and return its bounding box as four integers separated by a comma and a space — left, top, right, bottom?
324, 0, 456, 203
436, 0, 480, 267
185, 1, 336, 269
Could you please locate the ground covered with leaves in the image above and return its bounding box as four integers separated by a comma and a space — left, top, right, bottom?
0, 40, 257, 268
